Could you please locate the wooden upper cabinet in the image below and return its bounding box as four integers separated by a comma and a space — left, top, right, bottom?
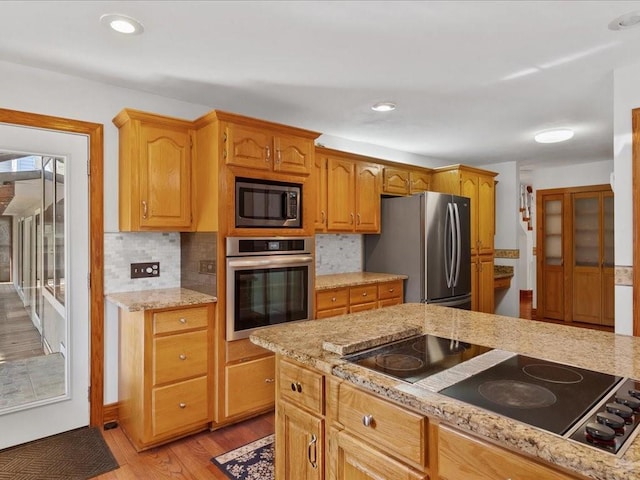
224, 122, 314, 175
326, 157, 356, 231
382, 167, 432, 196
314, 154, 328, 231
383, 167, 410, 195
114, 109, 194, 231
355, 163, 381, 232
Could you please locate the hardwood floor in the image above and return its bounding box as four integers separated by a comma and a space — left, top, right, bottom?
0, 283, 43, 363
97, 413, 275, 479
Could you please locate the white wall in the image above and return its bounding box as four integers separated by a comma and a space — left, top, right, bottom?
0, 60, 211, 403
613, 60, 640, 336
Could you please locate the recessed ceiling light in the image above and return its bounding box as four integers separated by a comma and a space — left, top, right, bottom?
100, 13, 144, 35
371, 102, 396, 112
608, 11, 640, 30
534, 129, 574, 144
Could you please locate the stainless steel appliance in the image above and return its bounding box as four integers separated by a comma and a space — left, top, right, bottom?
235, 178, 301, 228
226, 236, 313, 341
365, 192, 471, 308
344, 334, 640, 456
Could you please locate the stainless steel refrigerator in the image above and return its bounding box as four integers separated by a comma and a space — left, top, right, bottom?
364, 192, 471, 308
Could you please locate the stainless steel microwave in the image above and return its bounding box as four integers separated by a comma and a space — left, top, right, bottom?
235, 178, 302, 228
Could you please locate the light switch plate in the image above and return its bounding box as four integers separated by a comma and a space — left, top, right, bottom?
131, 262, 160, 278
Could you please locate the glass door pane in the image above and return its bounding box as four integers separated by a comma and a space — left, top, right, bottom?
544, 199, 562, 265
603, 194, 614, 267
573, 196, 599, 267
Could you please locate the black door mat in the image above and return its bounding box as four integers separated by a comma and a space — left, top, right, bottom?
0, 426, 119, 479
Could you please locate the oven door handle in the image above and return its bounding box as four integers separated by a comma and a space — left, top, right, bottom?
227, 255, 314, 268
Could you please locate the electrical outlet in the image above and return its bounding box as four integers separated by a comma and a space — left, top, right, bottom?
199, 260, 216, 275
131, 262, 160, 279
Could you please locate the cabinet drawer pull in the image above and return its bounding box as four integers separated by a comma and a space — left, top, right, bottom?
307, 434, 318, 469
179, 354, 187, 360
179, 403, 186, 409
264, 378, 275, 383
179, 318, 187, 324
265, 145, 271, 162
389, 288, 394, 293
290, 381, 302, 393
141, 200, 148, 219
331, 297, 337, 302
362, 414, 374, 427
362, 292, 367, 297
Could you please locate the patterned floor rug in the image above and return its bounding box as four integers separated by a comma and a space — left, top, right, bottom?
211, 433, 274, 480
0, 426, 119, 479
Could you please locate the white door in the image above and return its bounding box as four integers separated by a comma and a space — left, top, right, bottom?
0, 123, 89, 449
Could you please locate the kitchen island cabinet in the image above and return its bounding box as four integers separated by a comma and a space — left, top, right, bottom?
251, 304, 640, 480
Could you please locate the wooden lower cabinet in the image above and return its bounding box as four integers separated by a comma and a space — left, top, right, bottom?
315, 280, 403, 319
437, 425, 581, 480
225, 355, 275, 418
276, 356, 588, 480
118, 303, 214, 451
472, 255, 494, 313
335, 431, 427, 480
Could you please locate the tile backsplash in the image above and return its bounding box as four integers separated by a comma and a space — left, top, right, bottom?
315, 234, 363, 275
104, 232, 181, 294
181, 232, 217, 296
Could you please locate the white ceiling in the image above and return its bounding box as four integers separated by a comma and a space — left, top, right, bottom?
2, 1, 640, 168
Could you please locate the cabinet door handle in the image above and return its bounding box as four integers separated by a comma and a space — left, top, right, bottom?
290, 381, 302, 393
264, 378, 275, 383
350, 213, 354, 224
265, 145, 271, 162
362, 414, 374, 427
179, 354, 187, 360
357, 213, 361, 225
321, 211, 326, 225
223, 149, 227, 159
277, 149, 282, 164
179, 403, 186, 409
307, 434, 318, 469
142, 200, 148, 219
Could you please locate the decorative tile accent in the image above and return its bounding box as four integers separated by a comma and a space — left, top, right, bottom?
615, 266, 633, 286
181, 232, 217, 296
315, 234, 363, 275
104, 232, 180, 294
494, 249, 520, 259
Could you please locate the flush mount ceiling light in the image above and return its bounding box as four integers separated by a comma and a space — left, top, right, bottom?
534, 129, 575, 144
100, 13, 144, 35
609, 11, 640, 30
371, 102, 396, 112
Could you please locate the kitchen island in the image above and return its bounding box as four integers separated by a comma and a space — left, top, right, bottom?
250, 303, 640, 480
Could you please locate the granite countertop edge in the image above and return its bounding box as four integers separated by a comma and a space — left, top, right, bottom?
250, 304, 640, 480
106, 287, 217, 312
315, 272, 408, 291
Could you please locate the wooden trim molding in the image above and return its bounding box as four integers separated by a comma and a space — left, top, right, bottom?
0, 108, 105, 425
633, 108, 640, 336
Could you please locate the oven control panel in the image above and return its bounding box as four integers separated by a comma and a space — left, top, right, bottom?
569, 378, 640, 455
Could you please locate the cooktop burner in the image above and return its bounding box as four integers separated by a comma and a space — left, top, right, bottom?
343, 334, 492, 384
439, 355, 620, 436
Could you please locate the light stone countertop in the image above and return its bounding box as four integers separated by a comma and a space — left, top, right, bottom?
494, 265, 515, 279
106, 287, 216, 312
315, 272, 408, 291
250, 303, 640, 480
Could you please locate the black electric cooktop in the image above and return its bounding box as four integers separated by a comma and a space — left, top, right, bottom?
343, 334, 492, 384
439, 355, 621, 435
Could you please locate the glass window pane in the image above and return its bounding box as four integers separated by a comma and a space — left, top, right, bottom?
55, 158, 64, 304
43, 158, 54, 293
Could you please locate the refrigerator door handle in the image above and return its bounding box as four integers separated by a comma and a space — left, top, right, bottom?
445, 203, 455, 288
453, 202, 462, 287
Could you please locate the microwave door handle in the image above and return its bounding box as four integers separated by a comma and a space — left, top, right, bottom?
227, 255, 313, 268
282, 192, 289, 219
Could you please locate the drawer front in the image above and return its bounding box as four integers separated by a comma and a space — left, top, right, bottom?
226, 338, 270, 364
337, 382, 426, 468
316, 288, 349, 311
378, 297, 402, 309
377, 280, 403, 300
278, 358, 324, 415
349, 284, 378, 305
153, 330, 208, 385
151, 376, 209, 437
153, 306, 209, 335
349, 301, 377, 313
225, 355, 276, 418
315, 306, 349, 319
438, 425, 577, 480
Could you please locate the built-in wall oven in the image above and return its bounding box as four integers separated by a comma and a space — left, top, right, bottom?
226, 236, 314, 341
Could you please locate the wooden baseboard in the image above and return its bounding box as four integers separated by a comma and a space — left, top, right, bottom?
103, 402, 119, 425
